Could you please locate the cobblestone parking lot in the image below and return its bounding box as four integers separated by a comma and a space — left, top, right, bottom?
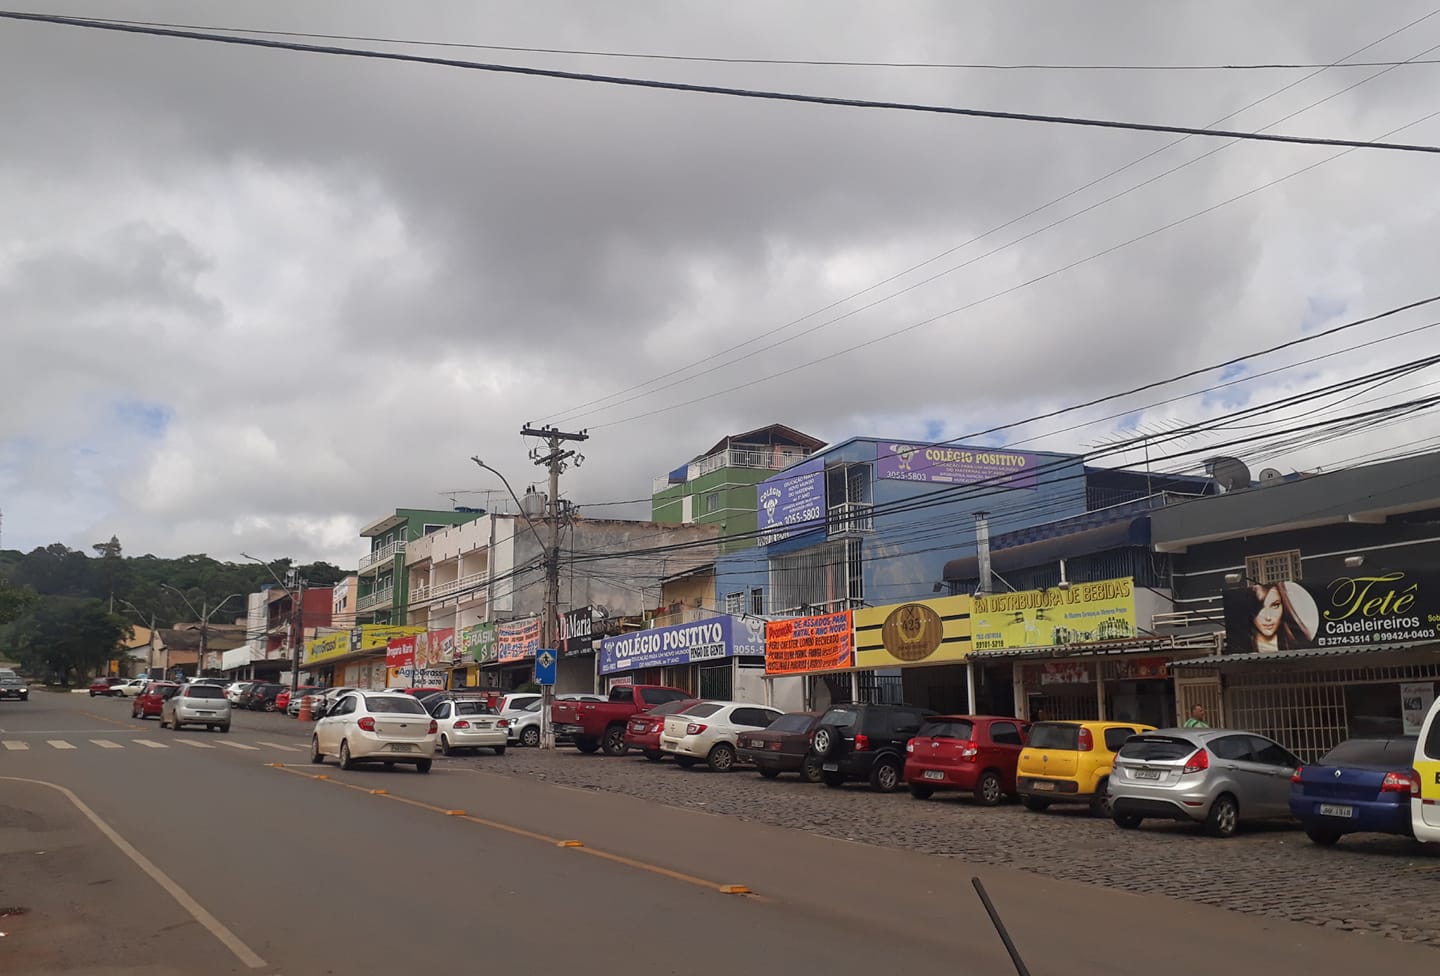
231, 706, 1440, 945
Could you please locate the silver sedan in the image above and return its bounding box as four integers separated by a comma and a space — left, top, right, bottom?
160, 683, 233, 732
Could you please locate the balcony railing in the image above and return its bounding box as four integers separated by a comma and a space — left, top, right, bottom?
359, 539, 407, 573
653, 446, 812, 492
410, 583, 430, 603
827, 502, 874, 536
357, 589, 394, 612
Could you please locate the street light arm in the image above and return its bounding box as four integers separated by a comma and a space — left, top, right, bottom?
471, 456, 548, 552
239, 553, 294, 597
160, 583, 203, 621
205, 593, 246, 621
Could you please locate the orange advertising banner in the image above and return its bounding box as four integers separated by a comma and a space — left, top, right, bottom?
765, 611, 854, 675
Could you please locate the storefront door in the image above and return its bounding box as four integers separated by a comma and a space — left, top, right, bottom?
698, 663, 733, 701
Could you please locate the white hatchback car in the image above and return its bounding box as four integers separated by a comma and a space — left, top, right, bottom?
432, 697, 509, 756
660, 701, 783, 771
311, 691, 437, 773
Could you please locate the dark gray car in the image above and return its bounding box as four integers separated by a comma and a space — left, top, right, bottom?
1108, 728, 1301, 837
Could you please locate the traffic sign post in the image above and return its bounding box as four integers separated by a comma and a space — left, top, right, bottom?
534, 649, 557, 686
535, 649, 558, 751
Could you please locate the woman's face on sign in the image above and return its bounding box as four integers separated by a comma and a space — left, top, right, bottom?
1254, 586, 1284, 637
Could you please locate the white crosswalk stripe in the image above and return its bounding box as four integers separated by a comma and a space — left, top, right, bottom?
133, 740, 167, 749
219, 741, 259, 751
90, 740, 123, 749
255, 741, 301, 752
174, 739, 215, 748
3, 740, 29, 751
47, 740, 76, 750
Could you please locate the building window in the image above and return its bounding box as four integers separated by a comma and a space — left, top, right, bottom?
1246, 549, 1303, 584
750, 587, 765, 616
827, 463, 874, 535
423, 523, 445, 535
705, 492, 722, 514
725, 592, 744, 616
769, 539, 863, 616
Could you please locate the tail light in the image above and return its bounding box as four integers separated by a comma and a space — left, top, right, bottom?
497, 718, 509, 728
854, 734, 871, 752
686, 723, 707, 735
1077, 728, 1094, 752
454, 720, 470, 729
1413, 770, 1423, 797
769, 741, 782, 751
357, 716, 376, 732
1290, 766, 1303, 784
1181, 748, 1209, 775
906, 741, 914, 753
1382, 771, 1416, 793
959, 741, 979, 761
428, 719, 438, 734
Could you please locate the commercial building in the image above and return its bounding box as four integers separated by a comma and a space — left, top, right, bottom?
652, 424, 824, 553
355, 508, 484, 626
1155, 451, 1440, 761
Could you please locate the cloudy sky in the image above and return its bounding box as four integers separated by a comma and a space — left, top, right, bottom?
3, 1, 1440, 567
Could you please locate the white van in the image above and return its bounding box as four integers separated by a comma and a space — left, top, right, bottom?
1410, 697, 1440, 842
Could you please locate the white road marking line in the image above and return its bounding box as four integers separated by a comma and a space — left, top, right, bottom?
47, 740, 77, 750
0, 775, 267, 969
255, 741, 301, 752
133, 740, 167, 749
175, 740, 215, 749
219, 741, 259, 751
90, 739, 124, 749
3, 740, 29, 751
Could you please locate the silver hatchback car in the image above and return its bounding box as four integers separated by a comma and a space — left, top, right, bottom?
1108, 728, 1301, 837
160, 683, 233, 732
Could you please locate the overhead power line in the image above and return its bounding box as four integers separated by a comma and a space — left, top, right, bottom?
7, 11, 1440, 155
56, 14, 1440, 72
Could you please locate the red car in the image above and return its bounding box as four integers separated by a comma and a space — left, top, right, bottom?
274, 686, 317, 712
131, 681, 179, 719
623, 698, 700, 760
89, 677, 124, 697
903, 714, 1031, 805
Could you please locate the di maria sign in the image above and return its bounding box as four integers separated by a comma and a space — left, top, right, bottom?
1223, 570, 1440, 654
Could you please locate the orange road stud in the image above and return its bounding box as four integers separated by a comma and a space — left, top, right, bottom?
445, 809, 466, 816
314, 775, 329, 780
719, 885, 751, 895
268, 763, 285, 768
370, 789, 388, 795
557, 840, 584, 848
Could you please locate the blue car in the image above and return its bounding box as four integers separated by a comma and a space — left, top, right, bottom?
1289, 735, 1418, 845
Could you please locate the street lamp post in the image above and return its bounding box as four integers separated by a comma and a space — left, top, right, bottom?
240, 554, 303, 698
117, 599, 158, 677
161, 584, 244, 677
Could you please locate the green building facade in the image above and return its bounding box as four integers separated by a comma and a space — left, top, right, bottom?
355, 508, 483, 624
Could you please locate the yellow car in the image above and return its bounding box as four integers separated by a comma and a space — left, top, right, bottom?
1016, 720, 1155, 816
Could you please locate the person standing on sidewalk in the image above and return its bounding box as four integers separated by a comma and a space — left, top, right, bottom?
1184, 704, 1210, 728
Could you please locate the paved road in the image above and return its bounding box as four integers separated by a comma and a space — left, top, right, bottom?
4, 691, 1437, 975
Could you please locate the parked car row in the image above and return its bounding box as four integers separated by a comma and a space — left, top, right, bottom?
578, 685, 1440, 849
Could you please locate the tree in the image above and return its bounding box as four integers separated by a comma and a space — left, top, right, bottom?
6, 597, 127, 685
0, 577, 36, 626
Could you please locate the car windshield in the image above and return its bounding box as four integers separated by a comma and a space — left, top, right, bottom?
365, 695, 427, 714
1118, 735, 1196, 761
521, 699, 543, 712
1027, 723, 1080, 750
765, 713, 814, 733
646, 699, 695, 717
819, 707, 862, 732
456, 701, 494, 715
681, 702, 723, 718
186, 685, 226, 699
1321, 737, 1419, 768
918, 720, 975, 740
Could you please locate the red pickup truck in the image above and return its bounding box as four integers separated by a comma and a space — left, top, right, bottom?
552, 684, 690, 755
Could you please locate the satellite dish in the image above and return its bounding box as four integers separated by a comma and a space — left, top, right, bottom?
1259, 468, 1283, 484
1205, 456, 1252, 492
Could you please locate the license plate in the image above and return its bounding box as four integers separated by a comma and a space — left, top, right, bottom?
923, 770, 945, 781
632, 723, 645, 732
1032, 781, 1056, 791
196, 711, 215, 716
1319, 803, 1354, 818
750, 739, 765, 748
822, 762, 839, 772
1135, 769, 1161, 780
390, 743, 418, 753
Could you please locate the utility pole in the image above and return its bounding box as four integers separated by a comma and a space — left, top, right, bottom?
520, 422, 588, 750
289, 570, 305, 697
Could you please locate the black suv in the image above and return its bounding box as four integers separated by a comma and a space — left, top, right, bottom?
810, 703, 932, 793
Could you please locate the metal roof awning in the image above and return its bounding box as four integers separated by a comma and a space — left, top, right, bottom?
1171, 641, 1440, 667
968, 635, 1218, 662
943, 516, 1150, 581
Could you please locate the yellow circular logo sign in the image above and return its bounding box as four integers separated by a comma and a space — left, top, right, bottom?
881, 603, 944, 662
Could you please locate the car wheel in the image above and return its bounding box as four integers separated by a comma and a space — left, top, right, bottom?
812, 725, 840, 758
264, 700, 277, 712
310, 736, 325, 764
219, 723, 230, 734
493, 745, 506, 756
822, 771, 846, 788
574, 737, 600, 754
1305, 827, 1342, 847
975, 770, 1004, 807
602, 725, 628, 756
676, 757, 699, 768
1021, 796, 1051, 812
520, 726, 540, 748
439, 735, 453, 757
1113, 813, 1144, 830
909, 783, 935, 800
1204, 793, 1239, 838
643, 749, 663, 762
758, 767, 781, 779
416, 759, 433, 774
801, 754, 823, 784
870, 757, 902, 793
707, 742, 737, 772
1088, 780, 1113, 818
339, 740, 355, 771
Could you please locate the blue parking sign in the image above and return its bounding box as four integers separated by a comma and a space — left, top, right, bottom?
534, 649, 557, 686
